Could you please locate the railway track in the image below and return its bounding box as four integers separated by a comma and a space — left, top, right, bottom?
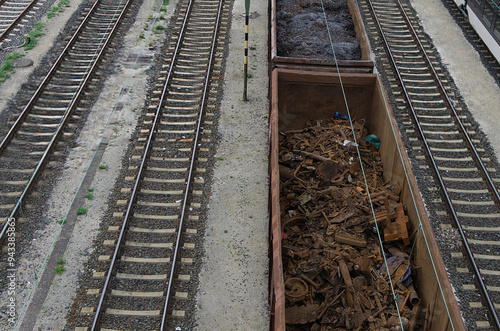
0, 0, 42, 44
360, 0, 500, 329
0, 0, 131, 241
70, 0, 229, 329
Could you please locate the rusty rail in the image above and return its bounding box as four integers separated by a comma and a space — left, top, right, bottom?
366, 0, 500, 328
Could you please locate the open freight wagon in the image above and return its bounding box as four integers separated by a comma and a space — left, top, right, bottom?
268, 68, 465, 330
270, 0, 373, 72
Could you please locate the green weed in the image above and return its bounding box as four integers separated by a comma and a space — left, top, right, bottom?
54, 265, 65, 274
25, 22, 44, 50
154, 23, 165, 33
77, 207, 87, 215
47, 0, 70, 19
0, 53, 25, 83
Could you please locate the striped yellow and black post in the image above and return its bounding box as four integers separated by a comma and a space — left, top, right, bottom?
243, 0, 250, 101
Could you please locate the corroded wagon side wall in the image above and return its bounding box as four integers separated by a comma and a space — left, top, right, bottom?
269, 68, 465, 330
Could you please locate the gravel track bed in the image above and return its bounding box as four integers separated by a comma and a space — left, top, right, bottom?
118, 247, 173, 259
122, 233, 177, 243
111, 278, 167, 292
455, 205, 499, 215
114, 261, 169, 273
131, 206, 182, 215
111, 219, 180, 229
145, 160, 191, 168
100, 315, 161, 330
106, 296, 165, 309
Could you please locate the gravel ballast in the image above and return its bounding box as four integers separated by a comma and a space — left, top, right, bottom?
193, 0, 270, 329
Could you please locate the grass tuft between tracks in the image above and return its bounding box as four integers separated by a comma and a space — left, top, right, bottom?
154, 23, 165, 33
54, 258, 66, 274
47, 0, 70, 19
24, 22, 45, 50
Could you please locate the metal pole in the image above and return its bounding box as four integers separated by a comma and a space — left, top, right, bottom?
243, 0, 250, 101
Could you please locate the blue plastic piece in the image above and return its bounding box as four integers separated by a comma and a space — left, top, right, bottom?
334, 112, 349, 121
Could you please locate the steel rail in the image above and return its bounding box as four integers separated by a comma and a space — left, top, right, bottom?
366, 0, 500, 328
161, 0, 223, 327
90, 0, 196, 327
0, 0, 39, 42
0, 0, 131, 242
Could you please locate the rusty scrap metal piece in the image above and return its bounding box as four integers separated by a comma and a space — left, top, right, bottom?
408, 283, 421, 306
374, 203, 410, 245
315, 160, 339, 182
285, 277, 309, 303
370, 267, 389, 293
285, 304, 321, 324
280, 164, 296, 180
280, 119, 420, 329
335, 230, 367, 248
409, 304, 421, 331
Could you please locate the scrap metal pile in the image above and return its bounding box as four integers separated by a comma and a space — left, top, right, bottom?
279, 116, 421, 330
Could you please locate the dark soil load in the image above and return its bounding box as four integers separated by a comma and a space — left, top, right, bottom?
276, 0, 361, 60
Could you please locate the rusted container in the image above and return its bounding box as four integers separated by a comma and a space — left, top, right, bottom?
270, 0, 373, 72
268, 68, 465, 330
